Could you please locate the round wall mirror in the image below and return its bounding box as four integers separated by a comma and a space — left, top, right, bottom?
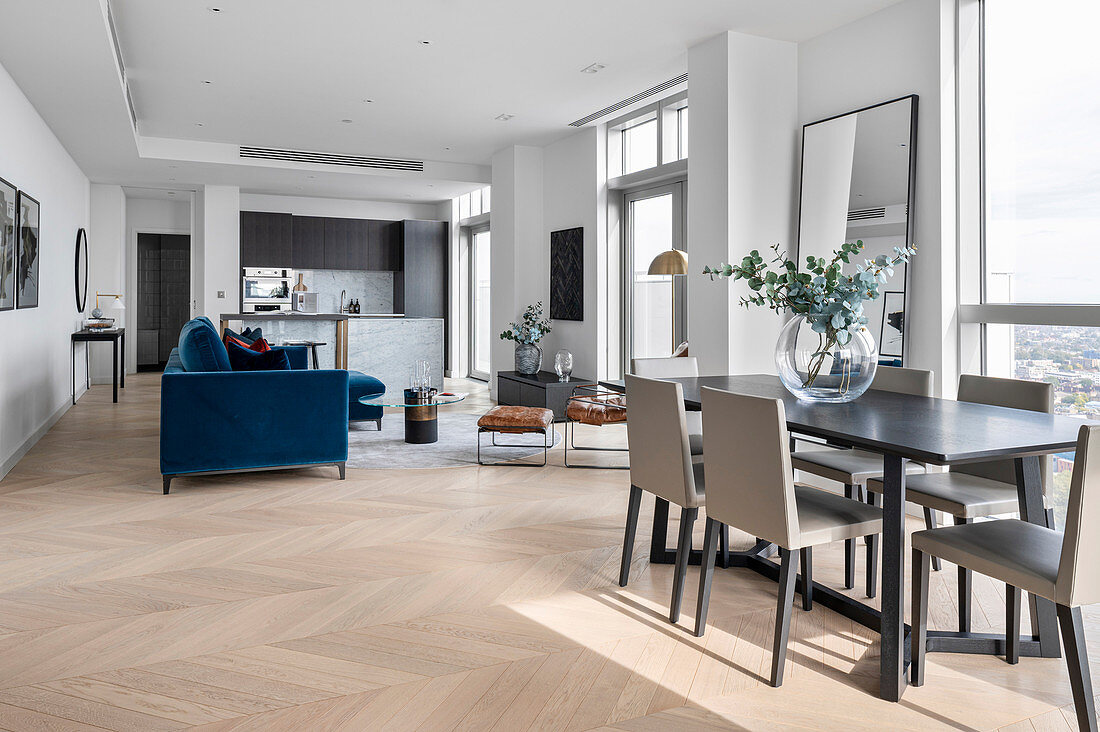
75, 228, 88, 313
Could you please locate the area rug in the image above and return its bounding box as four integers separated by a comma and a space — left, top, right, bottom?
347, 412, 562, 469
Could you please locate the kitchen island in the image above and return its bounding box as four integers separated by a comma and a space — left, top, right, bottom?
219, 313, 443, 394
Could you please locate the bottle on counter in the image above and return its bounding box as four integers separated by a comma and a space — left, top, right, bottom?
352, 299, 360, 314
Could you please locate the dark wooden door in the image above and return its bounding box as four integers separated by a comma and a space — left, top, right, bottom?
240, 211, 292, 267
367, 220, 401, 271
291, 216, 325, 269
324, 218, 370, 270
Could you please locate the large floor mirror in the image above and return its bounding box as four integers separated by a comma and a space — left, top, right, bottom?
797, 95, 917, 365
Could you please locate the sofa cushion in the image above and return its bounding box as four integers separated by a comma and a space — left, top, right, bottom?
178, 318, 232, 372
226, 340, 291, 371
348, 370, 386, 398
241, 326, 263, 342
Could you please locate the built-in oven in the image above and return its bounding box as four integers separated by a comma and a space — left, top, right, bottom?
242, 267, 293, 312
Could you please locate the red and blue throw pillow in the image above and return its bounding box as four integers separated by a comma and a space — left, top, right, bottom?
225, 339, 290, 371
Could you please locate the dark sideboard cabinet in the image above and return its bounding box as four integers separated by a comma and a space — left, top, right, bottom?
496, 371, 591, 421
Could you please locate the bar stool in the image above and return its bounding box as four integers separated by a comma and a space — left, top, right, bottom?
912, 423, 1100, 732
694, 386, 883, 687
790, 365, 934, 597
282, 340, 326, 369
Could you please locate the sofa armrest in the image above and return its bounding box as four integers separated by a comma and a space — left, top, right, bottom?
160, 369, 349, 476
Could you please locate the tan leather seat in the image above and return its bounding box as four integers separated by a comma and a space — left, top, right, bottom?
911, 424, 1100, 732
694, 387, 882, 687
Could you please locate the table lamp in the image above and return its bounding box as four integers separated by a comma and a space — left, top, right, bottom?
647, 249, 688, 352
91, 292, 125, 319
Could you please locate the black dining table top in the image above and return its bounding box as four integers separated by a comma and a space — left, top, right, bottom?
599, 374, 1090, 465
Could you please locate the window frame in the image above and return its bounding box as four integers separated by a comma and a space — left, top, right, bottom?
467, 223, 491, 382
606, 90, 688, 187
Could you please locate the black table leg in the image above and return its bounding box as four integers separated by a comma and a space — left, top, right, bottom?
112, 338, 119, 403
120, 332, 125, 389
1015, 456, 1061, 658
880, 454, 908, 701
71, 339, 76, 405
85, 343, 90, 391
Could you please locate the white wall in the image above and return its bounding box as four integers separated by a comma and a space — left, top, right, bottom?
798, 0, 956, 393
198, 185, 240, 323
124, 197, 191, 372
87, 184, 125, 383
240, 193, 439, 221
0, 60, 90, 479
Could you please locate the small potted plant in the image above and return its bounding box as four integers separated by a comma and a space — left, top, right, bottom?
500, 302, 553, 375
703, 240, 914, 402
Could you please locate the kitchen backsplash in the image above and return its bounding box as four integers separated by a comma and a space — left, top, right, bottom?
297, 270, 394, 313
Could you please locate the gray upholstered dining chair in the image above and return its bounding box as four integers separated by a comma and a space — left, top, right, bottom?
632, 357, 704, 457
619, 374, 709, 625
912, 423, 1100, 732
868, 374, 1053, 633
790, 365, 934, 597
694, 386, 883, 687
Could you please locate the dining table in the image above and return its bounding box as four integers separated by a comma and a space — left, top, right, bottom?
599, 373, 1087, 702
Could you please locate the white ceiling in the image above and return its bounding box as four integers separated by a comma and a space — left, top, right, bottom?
0, 0, 905, 203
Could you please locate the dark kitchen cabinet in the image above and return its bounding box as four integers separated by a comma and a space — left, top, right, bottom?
394, 219, 449, 368
323, 218, 370, 270
291, 216, 326, 269
367, 220, 401, 271
240, 211, 293, 267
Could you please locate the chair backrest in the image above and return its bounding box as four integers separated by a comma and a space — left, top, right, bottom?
625, 374, 702, 508
953, 375, 1053, 490
700, 386, 800, 549
630, 357, 699, 379
1057, 424, 1100, 607
871, 365, 934, 397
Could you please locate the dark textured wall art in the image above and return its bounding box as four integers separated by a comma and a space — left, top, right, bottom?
549, 227, 583, 321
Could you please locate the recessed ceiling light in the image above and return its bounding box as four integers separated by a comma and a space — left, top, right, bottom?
340, 119, 354, 124
207, 6, 222, 12
580, 62, 606, 74
169, 178, 176, 181
444, 147, 451, 151
167, 191, 175, 195
898, 143, 908, 147
195, 122, 204, 127
168, 165, 178, 169
202, 80, 213, 85
495, 113, 515, 122
418, 40, 432, 46
362, 98, 375, 103
307, 175, 316, 179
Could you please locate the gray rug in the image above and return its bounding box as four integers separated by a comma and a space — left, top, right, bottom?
347, 412, 561, 469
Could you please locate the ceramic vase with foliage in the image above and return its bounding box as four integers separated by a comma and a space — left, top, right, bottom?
501, 301, 553, 376
703, 240, 915, 403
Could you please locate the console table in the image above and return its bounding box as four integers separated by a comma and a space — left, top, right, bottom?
496, 370, 591, 421
71, 328, 125, 404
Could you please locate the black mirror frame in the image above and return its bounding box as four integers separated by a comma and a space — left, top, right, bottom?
75, 228, 88, 313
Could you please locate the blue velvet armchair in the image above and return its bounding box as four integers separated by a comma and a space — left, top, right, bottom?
160, 318, 349, 494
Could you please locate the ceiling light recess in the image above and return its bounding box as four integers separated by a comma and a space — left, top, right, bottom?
239, 145, 425, 172
580, 62, 606, 74
494, 113, 515, 122
568, 73, 688, 127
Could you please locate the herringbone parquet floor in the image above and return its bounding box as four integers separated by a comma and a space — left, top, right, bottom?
0, 374, 1096, 730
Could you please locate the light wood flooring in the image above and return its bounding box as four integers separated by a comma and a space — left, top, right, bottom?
0, 373, 1096, 730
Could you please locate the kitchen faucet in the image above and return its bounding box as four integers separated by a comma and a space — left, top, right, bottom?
339, 289, 347, 313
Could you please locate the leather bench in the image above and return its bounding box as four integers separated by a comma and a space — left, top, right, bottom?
476, 406, 555, 466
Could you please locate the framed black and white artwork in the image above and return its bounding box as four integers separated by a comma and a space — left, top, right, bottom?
879, 291, 905, 359
16, 191, 39, 310
550, 226, 583, 321
0, 176, 15, 312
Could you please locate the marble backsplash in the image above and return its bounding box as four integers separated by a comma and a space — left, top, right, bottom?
297, 269, 394, 313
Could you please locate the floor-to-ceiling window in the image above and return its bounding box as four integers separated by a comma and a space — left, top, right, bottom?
608, 90, 688, 370
470, 226, 491, 380
962, 0, 1100, 525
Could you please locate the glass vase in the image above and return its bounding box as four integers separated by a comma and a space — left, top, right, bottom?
775, 315, 877, 403
553, 349, 574, 381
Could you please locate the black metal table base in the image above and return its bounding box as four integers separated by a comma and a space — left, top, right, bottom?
649, 496, 1052, 666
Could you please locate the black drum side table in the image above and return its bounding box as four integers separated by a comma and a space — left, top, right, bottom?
71, 328, 125, 404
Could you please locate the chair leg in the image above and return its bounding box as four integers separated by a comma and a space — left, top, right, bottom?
843, 484, 856, 589
771, 547, 798, 687
619, 486, 643, 587
694, 517, 720, 637
955, 516, 972, 633
718, 522, 729, 569
911, 547, 930, 687
923, 508, 942, 571
1006, 584, 1021, 665
1058, 605, 1098, 732
866, 491, 879, 598
800, 547, 813, 611
670, 506, 698, 624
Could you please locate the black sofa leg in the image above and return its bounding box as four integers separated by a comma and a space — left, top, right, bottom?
162, 475, 172, 495
338, 462, 346, 480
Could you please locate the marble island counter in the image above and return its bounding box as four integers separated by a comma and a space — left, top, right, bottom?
219, 313, 443, 393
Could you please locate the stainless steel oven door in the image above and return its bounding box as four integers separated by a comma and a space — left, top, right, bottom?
243, 276, 292, 304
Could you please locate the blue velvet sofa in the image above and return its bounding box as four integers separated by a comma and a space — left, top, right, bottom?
160, 317, 349, 494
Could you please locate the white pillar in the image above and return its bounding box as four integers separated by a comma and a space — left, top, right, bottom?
87, 184, 126, 383
687, 31, 798, 376
194, 185, 240, 324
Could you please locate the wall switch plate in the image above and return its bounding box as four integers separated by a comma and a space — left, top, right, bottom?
217, 290, 225, 298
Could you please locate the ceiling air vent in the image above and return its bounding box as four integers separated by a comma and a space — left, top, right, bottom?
239, 146, 425, 172
568, 73, 688, 127
105, 0, 138, 132
847, 207, 887, 222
